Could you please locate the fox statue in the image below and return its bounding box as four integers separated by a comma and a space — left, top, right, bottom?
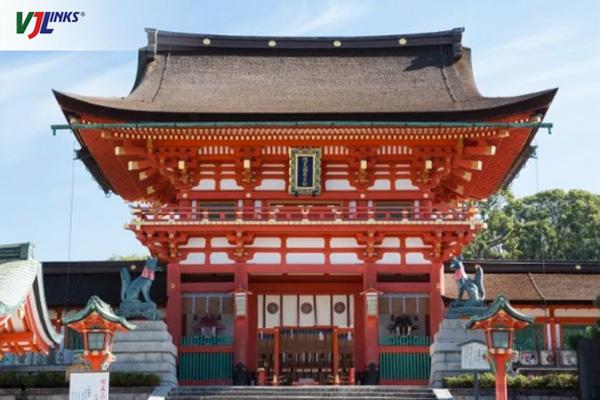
120, 257, 158, 304
449, 256, 485, 307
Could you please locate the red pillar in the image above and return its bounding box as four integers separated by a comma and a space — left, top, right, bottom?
166, 262, 182, 347
363, 265, 379, 368
429, 262, 445, 336
493, 352, 511, 400
247, 292, 258, 370
233, 266, 249, 368
353, 292, 365, 372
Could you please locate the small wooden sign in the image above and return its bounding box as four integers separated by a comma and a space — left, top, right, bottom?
289, 148, 322, 195
69, 372, 109, 400
460, 340, 490, 371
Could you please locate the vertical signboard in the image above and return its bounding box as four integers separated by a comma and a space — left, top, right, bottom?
69, 372, 109, 400
289, 148, 322, 195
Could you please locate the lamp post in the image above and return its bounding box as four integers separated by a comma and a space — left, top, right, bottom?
63, 296, 135, 371
361, 287, 382, 317
232, 287, 252, 318
467, 295, 534, 400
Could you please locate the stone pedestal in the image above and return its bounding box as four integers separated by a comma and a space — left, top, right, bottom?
109, 320, 177, 387
429, 318, 485, 388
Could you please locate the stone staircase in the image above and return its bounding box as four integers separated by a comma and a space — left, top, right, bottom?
166, 386, 451, 400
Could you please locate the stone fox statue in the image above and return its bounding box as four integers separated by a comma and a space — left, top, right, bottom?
120, 258, 158, 303
449, 257, 485, 307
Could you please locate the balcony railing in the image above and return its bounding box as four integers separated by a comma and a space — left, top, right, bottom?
131, 204, 478, 225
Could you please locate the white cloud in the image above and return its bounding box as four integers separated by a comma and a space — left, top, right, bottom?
474, 28, 576, 80
0, 55, 136, 166
0, 53, 76, 103
289, 1, 370, 35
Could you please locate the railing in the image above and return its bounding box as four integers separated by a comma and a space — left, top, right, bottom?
379, 335, 431, 347
514, 324, 545, 351
178, 335, 233, 383
131, 204, 478, 224
379, 352, 431, 381
379, 335, 431, 383
181, 336, 234, 346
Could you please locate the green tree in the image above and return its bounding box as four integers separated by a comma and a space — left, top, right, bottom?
463, 189, 600, 260
108, 253, 149, 261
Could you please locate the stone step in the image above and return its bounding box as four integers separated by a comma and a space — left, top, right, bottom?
171, 392, 435, 396
168, 396, 437, 400
169, 397, 437, 400
167, 386, 443, 400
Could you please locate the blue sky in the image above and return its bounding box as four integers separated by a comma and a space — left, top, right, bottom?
0, 0, 599, 261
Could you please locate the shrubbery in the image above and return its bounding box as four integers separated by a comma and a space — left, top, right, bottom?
0, 372, 160, 388
443, 372, 578, 390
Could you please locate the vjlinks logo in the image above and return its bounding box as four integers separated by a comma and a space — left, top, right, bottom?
16, 11, 85, 39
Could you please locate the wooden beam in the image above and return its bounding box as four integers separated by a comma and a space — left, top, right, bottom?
451, 170, 472, 183
457, 159, 483, 171
139, 169, 158, 182
114, 146, 146, 156
464, 145, 496, 156
128, 160, 154, 171
180, 282, 236, 292
1, 331, 34, 343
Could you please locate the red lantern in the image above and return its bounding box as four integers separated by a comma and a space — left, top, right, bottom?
63, 296, 135, 371
467, 295, 534, 400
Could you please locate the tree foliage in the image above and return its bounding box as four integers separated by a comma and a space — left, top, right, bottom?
463, 189, 600, 260
108, 253, 148, 261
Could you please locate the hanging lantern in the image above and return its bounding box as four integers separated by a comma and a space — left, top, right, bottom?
361, 288, 382, 317
467, 295, 534, 400
232, 288, 252, 318
63, 296, 135, 371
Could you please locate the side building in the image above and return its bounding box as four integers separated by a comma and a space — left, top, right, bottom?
52, 27, 560, 384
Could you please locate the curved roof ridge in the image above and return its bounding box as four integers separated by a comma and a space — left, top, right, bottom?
144, 27, 465, 55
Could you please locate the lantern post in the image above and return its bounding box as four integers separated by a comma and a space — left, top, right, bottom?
63, 296, 135, 371
467, 295, 534, 400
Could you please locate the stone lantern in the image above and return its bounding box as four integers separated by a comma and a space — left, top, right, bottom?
467, 295, 534, 400
63, 296, 135, 371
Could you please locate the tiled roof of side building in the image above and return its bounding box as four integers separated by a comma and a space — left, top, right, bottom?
42, 260, 167, 307
443, 260, 600, 303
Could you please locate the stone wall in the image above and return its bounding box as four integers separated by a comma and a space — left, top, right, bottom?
429, 318, 486, 388
110, 320, 178, 387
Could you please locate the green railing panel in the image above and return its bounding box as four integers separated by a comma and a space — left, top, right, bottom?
563, 324, 591, 350
514, 324, 545, 351
379, 352, 431, 381
379, 336, 431, 346
178, 352, 233, 381
180, 336, 234, 346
